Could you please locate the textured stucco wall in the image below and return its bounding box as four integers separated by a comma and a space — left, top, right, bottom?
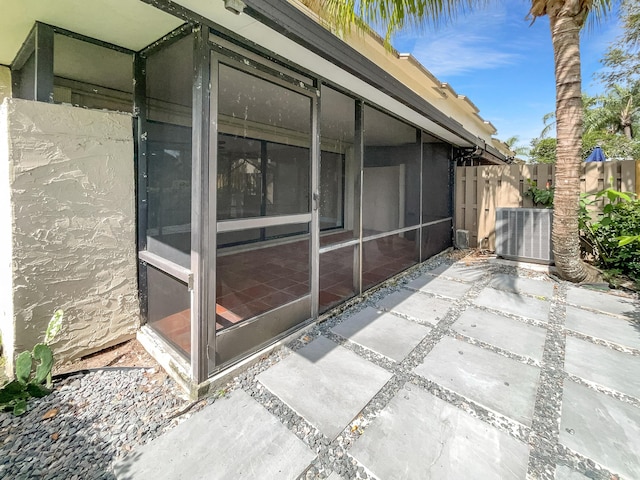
6, 98, 139, 364
0, 100, 15, 372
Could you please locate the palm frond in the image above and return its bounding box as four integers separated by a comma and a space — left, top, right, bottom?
583, 0, 614, 33
320, 0, 484, 48
540, 111, 556, 138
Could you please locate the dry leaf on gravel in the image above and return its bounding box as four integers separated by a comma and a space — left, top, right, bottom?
41, 408, 59, 420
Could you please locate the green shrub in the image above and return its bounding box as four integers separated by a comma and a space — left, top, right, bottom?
524, 179, 554, 208
580, 189, 640, 281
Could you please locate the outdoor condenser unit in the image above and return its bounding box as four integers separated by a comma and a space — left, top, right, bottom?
495, 208, 554, 264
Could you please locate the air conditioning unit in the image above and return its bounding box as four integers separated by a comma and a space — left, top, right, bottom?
495, 208, 554, 264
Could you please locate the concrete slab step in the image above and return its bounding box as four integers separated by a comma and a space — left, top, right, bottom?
566, 287, 637, 320
452, 307, 546, 361
560, 380, 640, 480
257, 336, 392, 440
564, 336, 640, 399
113, 389, 315, 480
474, 288, 550, 323
415, 336, 540, 426
331, 307, 430, 362
351, 387, 529, 480
375, 289, 452, 325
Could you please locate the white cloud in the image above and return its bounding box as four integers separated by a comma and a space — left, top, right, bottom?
411, 34, 520, 77
393, 4, 526, 79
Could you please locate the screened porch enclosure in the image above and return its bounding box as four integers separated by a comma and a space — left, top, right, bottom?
139, 28, 454, 384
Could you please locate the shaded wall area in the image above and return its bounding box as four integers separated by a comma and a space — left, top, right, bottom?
0, 65, 11, 103
0, 98, 138, 372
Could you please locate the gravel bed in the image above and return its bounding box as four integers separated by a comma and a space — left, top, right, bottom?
0, 368, 195, 479
525, 281, 568, 480
3, 250, 635, 480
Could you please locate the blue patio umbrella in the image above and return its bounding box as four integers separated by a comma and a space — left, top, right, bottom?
585, 145, 606, 162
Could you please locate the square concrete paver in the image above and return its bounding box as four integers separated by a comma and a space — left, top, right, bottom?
565, 305, 640, 350
113, 390, 315, 480
489, 273, 555, 299
331, 307, 430, 362
415, 336, 540, 426
564, 336, 640, 399
452, 307, 547, 361
474, 288, 550, 323
257, 336, 392, 439
566, 287, 638, 320
376, 289, 452, 325
405, 275, 472, 299
555, 466, 592, 480
560, 380, 640, 480
426, 261, 488, 282
350, 387, 529, 480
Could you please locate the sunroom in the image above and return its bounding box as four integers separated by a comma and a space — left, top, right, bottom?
0, 0, 506, 395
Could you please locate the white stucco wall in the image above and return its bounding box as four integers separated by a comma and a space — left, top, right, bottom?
0, 100, 15, 372
0, 65, 11, 104
3, 98, 139, 366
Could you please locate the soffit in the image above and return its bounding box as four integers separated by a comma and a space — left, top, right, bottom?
0, 0, 183, 65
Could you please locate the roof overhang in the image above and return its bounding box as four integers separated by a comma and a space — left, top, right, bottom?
1, 0, 506, 160
0, 0, 183, 65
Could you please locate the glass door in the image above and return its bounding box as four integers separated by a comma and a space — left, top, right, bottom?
210, 56, 318, 369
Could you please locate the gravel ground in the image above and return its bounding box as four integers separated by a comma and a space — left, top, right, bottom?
0, 368, 200, 480
2, 249, 636, 479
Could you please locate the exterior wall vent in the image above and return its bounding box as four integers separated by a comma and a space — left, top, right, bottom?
495, 208, 554, 264
455, 229, 470, 249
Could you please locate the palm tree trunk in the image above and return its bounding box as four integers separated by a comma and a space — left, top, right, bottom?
549, 8, 598, 283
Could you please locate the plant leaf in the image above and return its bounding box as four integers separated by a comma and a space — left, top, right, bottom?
44, 310, 63, 345
15, 351, 33, 384
617, 235, 640, 246
13, 399, 28, 416
27, 383, 52, 399
0, 380, 27, 403
32, 344, 54, 384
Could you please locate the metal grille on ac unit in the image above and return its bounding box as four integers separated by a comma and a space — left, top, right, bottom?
495, 208, 554, 264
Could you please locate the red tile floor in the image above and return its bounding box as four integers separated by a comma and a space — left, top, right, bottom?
150, 230, 418, 357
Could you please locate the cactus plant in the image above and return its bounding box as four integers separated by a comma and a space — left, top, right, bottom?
0, 310, 63, 416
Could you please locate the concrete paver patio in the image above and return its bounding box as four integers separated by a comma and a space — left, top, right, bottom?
256, 336, 392, 440
452, 307, 547, 361
415, 336, 541, 426
114, 255, 640, 480
330, 307, 431, 362
350, 387, 530, 480
375, 288, 451, 325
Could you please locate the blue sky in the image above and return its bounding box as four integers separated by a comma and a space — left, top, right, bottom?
390, 2, 621, 148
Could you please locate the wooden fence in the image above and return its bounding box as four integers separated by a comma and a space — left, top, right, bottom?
455, 160, 640, 250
